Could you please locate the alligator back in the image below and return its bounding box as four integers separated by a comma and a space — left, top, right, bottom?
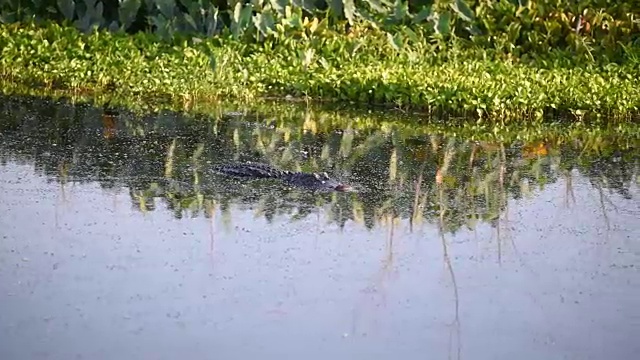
213, 162, 285, 179
213, 162, 352, 192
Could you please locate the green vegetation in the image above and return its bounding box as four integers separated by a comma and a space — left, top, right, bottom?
1, 95, 637, 231
1, 1, 639, 121
0, 22, 218, 100
2, 0, 638, 59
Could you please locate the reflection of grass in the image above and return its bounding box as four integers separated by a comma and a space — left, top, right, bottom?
436, 159, 462, 360
0, 95, 638, 233
350, 211, 399, 337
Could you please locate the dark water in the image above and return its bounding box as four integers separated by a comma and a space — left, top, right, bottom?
0, 96, 638, 360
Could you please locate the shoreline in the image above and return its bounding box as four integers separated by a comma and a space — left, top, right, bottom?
1, 92, 638, 149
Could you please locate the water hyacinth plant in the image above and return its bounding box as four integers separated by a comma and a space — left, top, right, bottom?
2, 0, 638, 59
0, 1, 639, 121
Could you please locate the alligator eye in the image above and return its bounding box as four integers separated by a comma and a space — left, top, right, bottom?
322, 172, 329, 179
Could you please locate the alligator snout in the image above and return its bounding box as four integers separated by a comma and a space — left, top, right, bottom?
334, 184, 353, 192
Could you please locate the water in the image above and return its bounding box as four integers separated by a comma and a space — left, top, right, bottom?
0, 96, 639, 360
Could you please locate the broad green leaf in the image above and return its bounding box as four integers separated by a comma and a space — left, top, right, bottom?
270, 0, 289, 15
287, 11, 303, 29
155, 0, 175, 19
435, 11, 451, 35
363, 0, 388, 14
150, 14, 170, 39
402, 27, 419, 43
233, 2, 242, 24
291, 0, 316, 12
253, 11, 276, 36
357, 7, 378, 25
327, 0, 343, 17
412, 6, 431, 24
392, 0, 407, 21
451, 0, 474, 22
118, 0, 141, 29
205, 5, 219, 36
343, 0, 356, 24
183, 13, 197, 31
95, 1, 104, 19
57, 0, 75, 20
240, 3, 253, 27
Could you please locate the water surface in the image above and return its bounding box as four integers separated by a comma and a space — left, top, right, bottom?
0, 96, 639, 360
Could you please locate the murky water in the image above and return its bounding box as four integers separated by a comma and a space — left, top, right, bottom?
1, 96, 639, 360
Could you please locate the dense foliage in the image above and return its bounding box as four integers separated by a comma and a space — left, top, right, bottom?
0, 21, 217, 98
2, 0, 639, 61
2, 21, 639, 121
1, 1, 639, 120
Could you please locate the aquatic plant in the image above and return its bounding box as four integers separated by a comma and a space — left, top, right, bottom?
2, 21, 640, 121
0, 21, 218, 100
2, 1, 638, 63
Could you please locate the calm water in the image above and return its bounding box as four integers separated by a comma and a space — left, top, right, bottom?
0, 96, 639, 360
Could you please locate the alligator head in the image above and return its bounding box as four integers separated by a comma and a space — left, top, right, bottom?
309, 172, 353, 192
281, 171, 352, 192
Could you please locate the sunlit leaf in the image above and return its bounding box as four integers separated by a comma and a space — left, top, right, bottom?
386, 32, 401, 51
343, 0, 356, 24
253, 12, 276, 36
451, 0, 474, 22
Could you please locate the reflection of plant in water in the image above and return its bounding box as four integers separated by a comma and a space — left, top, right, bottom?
350, 211, 399, 338
0, 95, 638, 234
435, 141, 462, 360
204, 198, 218, 263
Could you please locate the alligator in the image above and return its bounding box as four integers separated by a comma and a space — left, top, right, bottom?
212, 162, 352, 192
